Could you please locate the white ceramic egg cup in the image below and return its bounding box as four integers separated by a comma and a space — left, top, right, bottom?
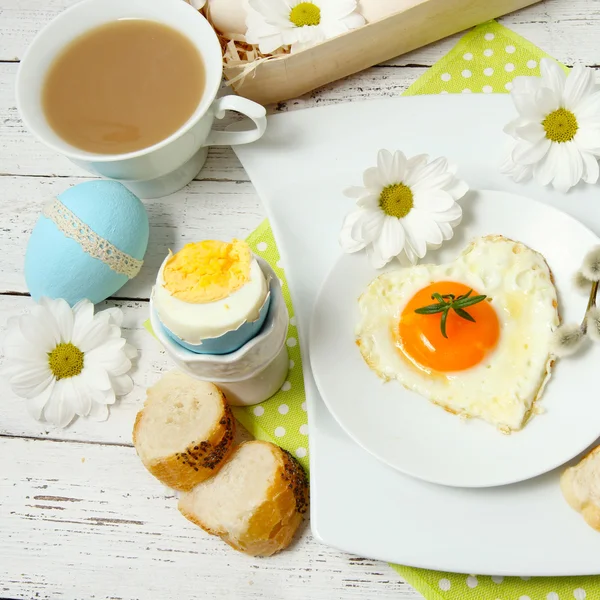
150, 257, 289, 406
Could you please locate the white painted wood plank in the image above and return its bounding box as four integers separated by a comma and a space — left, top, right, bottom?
0, 175, 263, 296
0, 436, 421, 600
2, 0, 600, 66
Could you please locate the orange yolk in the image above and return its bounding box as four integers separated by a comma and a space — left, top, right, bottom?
398, 281, 500, 373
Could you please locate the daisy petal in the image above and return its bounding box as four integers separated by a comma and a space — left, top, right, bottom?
71, 377, 92, 417
87, 402, 109, 422
511, 75, 541, 95
38, 298, 64, 342
43, 380, 76, 428
391, 151, 408, 183
401, 210, 436, 258
356, 193, 379, 210
9, 363, 54, 399
76, 316, 112, 353
19, 310, 58, 353
535, 86, 560, 116
81, 365, 112, 391
350, 209, 385, 243
86, 343, 131, 376
48, 297, 74, 342
512, 92, 544, 120
365, 241, 388, 269
322, 0, 361, 19
26, 379, 55, 421
444, 177, 469, 200
405, 154, 429, 182
377, 149, 395, 185
403, 241, 418, 265
437, 221, 455, 240
574, 126, 600, 154
378, 216, 406, 261
581, 151, 600, 184
511, 138, 551, 165
411, 171, 453, 194
515, 121, 546, 143
363, 167, 384, 190
540, 58, 567, 95
533, 143, 561, 186
110, 374, 134, 397
564, 64, 596, 110
258, 34, 287, 54
429, 203, 462, 223
344, 186, 369, 199
413, 189, 455, 212
339, 211, 369, 253
576, 90, 600, 122
412, 209, 443, 247
503, 117, 531, 138
500, 144, 534, 182
72, 300, 95, 345
552, 142, 583, 192
104, 307, 124, 328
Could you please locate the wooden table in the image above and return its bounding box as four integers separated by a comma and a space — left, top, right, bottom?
1, 1, 598, 598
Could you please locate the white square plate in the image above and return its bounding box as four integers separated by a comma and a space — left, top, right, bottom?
234, 94, 600, 576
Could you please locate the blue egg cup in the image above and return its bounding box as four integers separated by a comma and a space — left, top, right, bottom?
160, 288, 272, 355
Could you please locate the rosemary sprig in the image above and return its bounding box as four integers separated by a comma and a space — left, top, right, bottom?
414, 289, 487, 338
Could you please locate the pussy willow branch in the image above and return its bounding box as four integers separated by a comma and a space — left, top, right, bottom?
581, 280, 599, 332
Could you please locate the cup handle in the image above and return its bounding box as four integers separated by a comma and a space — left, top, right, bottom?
204, 96, 267, 147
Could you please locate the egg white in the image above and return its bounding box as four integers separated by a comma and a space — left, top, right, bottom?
356, 235, 560, 432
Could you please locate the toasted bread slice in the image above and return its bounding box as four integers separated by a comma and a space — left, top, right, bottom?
178, 440, 309, 556
133, 370, 235, 491
561, 445, 600, 531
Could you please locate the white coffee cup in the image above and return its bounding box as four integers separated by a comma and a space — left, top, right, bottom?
16, 0, 266, 199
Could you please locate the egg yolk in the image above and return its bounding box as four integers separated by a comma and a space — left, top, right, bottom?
163, 239, 252, 304
398, 281, 500, 373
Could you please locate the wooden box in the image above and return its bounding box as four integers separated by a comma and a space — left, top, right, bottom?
224, 0, 540, 105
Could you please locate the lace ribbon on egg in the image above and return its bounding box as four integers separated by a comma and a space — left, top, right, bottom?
42, 198, 143, 279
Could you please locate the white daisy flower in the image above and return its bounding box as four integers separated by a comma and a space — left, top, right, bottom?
339, 149, 468, 268
3, 298, 136, 428
501, 58, 600, 193
246, 0, 365, 54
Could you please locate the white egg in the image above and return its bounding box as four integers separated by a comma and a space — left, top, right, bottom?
207, 0, 248, 38
358, 0, 402, 24
356, 236, 560, 432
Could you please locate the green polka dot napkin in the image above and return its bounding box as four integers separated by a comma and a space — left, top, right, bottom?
233, 220, 308, 471
147, 20, 599, 599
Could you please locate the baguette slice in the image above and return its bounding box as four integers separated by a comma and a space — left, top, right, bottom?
133, 370, 235, 491
561, 445, 600, 531
179, 440, 309, 556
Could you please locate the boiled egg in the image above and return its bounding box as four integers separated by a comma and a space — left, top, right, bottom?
153, 239, 268, 345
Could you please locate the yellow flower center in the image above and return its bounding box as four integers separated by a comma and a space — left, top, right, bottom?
379, 183, 414, 219
542, 108, 578, 143
289, 2, 321, 27
48, 343, 84, 380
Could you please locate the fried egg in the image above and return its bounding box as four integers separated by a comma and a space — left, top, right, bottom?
356, 235, 560, 432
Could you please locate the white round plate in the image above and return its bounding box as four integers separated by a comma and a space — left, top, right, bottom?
309, 190, 600, 488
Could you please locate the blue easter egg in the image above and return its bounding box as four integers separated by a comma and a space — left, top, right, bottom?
25, 180, 149, 305
162, 291, 272, 355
